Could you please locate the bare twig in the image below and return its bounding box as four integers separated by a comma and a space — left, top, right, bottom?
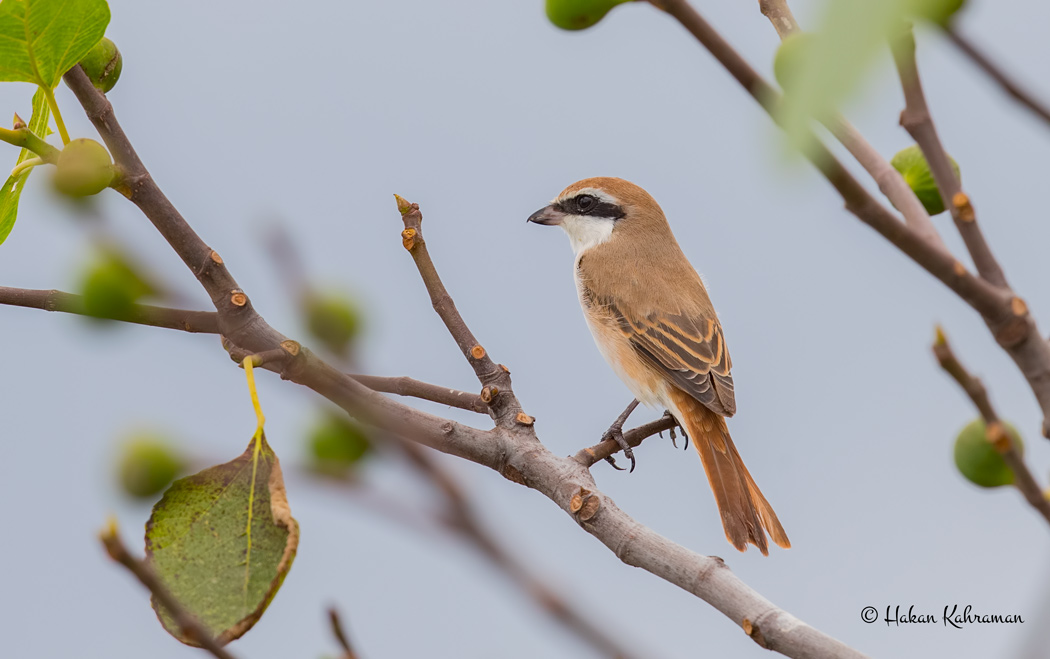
328, 607, 360, 659
890, 26, 1006, 287
574, 415, 678, 468
0, 286, 219, 333
653, 0, 1050, 436
932, 328, 1050, 525
946, 27, 1050, 128
99, 522, 238, 659
350, 374, 488, 414
755, 0, 942, 245
58, 62, 865, 658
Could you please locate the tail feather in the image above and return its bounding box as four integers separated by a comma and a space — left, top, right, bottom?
669, 390, 790, 555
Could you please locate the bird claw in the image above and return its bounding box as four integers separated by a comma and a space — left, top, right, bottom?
601, 425, 636, 473
661, 410, 689, 450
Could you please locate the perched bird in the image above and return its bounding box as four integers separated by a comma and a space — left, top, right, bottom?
528, 177, 790, 555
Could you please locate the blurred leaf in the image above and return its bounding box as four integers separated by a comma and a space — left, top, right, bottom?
305, 291, 362, 357
0, 88, 50, 245
953, 418, 1023, 488
0, 0, 111, 87
146, 433, 299, 646
307, 411, 371, 477
909, 0, 966, 26
78, 248, 154, 321
117, 433, 186, 499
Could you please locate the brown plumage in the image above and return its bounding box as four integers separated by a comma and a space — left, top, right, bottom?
529, 177, 789, 554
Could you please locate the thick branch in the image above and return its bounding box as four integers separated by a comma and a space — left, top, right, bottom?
100, 523, 238, 659
946, 27, 1050, 129
755, 1, 942, 245
0, 286, 219, 333
932, 329, 1050, 525
654, 0, 1050, 436
890, 27, 1006, 287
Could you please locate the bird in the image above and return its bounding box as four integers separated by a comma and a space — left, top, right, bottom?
527, 177, 790, 555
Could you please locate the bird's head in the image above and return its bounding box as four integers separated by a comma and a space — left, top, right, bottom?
527, 177, 667, 256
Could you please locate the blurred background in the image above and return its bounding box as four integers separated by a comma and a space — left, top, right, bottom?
2, 0, 1049, 657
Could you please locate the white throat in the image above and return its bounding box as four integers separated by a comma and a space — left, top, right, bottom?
559, 215, 615, 256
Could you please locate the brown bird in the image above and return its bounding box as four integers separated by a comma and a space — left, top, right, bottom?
528, 177, 790, 554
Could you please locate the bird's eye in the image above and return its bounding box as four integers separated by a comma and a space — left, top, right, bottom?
575, 195, 596, 213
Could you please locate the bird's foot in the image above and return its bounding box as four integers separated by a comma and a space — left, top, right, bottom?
602, 399, 640, 472
660, 410, 689, 450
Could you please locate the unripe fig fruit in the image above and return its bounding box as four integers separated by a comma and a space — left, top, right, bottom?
80, 37, 123, 93
891, 144, 961, 216
307, 412, 371, 477
53, 138, 115, 198
118, 435, 185, 498
305, 292, 362, 357
953, 418, 1023, 488
80, 251, 153, 321
546, 0, 631, 30
773, 32, 816, 92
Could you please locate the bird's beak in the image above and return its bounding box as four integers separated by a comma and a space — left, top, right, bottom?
527, 204, 564, 226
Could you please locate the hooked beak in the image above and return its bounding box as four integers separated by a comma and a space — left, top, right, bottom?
527, 204, 564, 226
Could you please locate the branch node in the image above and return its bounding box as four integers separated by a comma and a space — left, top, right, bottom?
210, 250, 224, 265
953, 191, 975, 222
515, 411, 534, 426
401, 228, 417, 251
952, 260, 967, 277
12, 113, 25, 129
742, 617, 770, 649
995, 317, 1029, 348
985, 421, 1011, 454
230, 290, 247, 307
470, 344, 487, 360
498, 363, 510, 374
280, 339, 301, 356
569, 487, 589, 513
1011, 297, 1029, 317
501, 464, 526, 486
480, 386, 498, 403
394, 193, 413, 216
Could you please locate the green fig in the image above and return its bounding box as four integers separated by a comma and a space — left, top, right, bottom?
891, 144, 961, 216
545, 0, 632, 31
79, 250, 154, 321
305, 292, 362, 357
117, 434, 185, 498
773, 32, 816, 92
80, 37, 123, 93
52, 138, 115, 198
953, 418, 1023, 488
307, 411, 371, 477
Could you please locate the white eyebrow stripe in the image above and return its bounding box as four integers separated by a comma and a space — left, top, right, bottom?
554, 187, 619, 205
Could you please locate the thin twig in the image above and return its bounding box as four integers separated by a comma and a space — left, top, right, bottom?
946, 27, 1050, 128
932, 328, 1050, 525
755, 0, 942, 246
393, 197, 524, 428
351, 374, 488, 414
890, 26, 1007, 287
328, 607, 360, 659
573, 416, 677, 468
99, 522, 238, 659
0, 286, 220, 333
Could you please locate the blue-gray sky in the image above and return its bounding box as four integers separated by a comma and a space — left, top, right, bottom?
2, 1, 1049, 657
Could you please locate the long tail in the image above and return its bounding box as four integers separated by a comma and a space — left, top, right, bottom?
669, 389, 790, 555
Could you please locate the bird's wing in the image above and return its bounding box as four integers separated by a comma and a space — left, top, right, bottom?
601, 297, 736, 417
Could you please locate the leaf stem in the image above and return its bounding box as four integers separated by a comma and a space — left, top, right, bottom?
242, 355, 266, 432
41, 85, 70, 145
0, 126, 60, 162
10, 156, 42, 178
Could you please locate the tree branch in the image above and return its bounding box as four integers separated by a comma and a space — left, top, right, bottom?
945, 27, 1050, 129
653, 0, 1050, 437
932, 328, 1050, 526
327, 607, 360, 659
0, 286, 220, 333
99, 522, 238, 659
890, 26, 1006, 287
61, 54, 865, 659
573, 415, 678, 468
350, 374, 489, 414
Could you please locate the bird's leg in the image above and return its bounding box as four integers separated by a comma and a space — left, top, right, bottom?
661, 410, 689, 450
602, 399, 640, 473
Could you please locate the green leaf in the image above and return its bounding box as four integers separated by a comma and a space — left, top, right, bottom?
145, 433, 299, 646
0, 0, 111, 87
0, 87, 50, 245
